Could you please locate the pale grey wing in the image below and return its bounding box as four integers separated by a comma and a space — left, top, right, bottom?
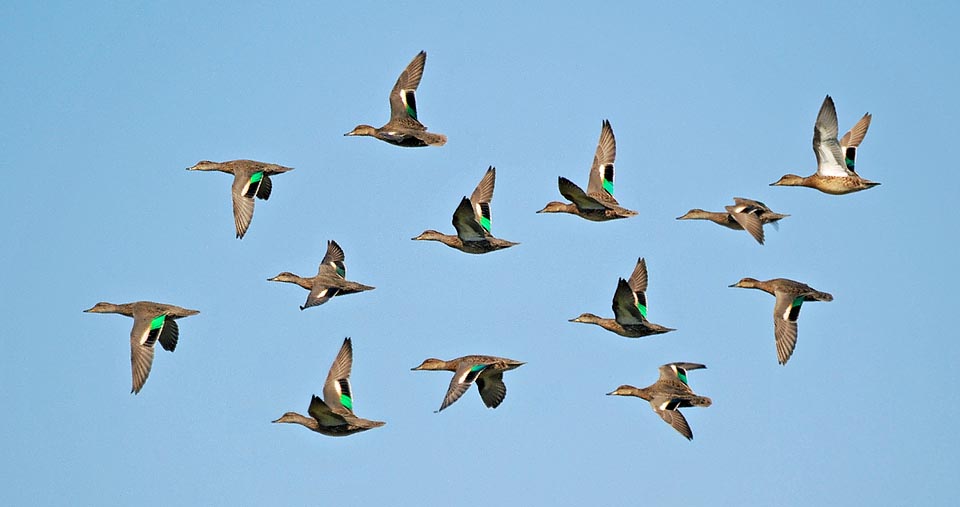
627, 257, 648, 294
322, 338, 355, 414
389, 51, 426, 121
725, 205, 765, 244
773, 291, 800, 365
308, 395, 349, 426
651, 397, 693, 440
231, 177, 256, 239
317, 240, 346, 278
839, 113, 872, 173
437, 362, 487, 412
813, 95, 851, 177
586, 119, 617, 197
558, 176, 609, 211
469, 167, 496, 235
475, 370, 507, 409
612, 278, 647, 326
157, 319, 179, 352
451, 197, 487, 242
302, 285, 339, 309
129, 315, 156, 394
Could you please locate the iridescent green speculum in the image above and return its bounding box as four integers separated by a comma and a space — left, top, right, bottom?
480, 216, 491, 232
250, 171, 263, 184
845, 158, 855, 170
636, 303, 648, 318
340, 394, 353, 410
150, 315, 165, 330
677, 371, 688, 384
791, 297, 804, 308
470, 364, 486, 372
602, 179, 614, 195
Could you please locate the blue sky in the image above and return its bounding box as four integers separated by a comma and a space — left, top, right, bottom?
2, 2, 958, 505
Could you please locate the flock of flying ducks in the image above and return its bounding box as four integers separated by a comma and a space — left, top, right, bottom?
84, 50, 878, 440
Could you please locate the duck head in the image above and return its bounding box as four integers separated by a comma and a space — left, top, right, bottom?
537, 201, 576, 214
344, 125, 377, 137
676, 208, 709, 220
770, 174, 805, 187
729, 277, 760, 289
411, 358, 447, 371
186, 160, 221, 171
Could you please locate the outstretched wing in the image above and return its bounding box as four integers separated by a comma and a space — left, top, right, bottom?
651, 397, 694, 440
812, 95, 852, 177
452, 197, 487, 242
839, 113, 872, 173
612, 278, 647, 325
438, 362, 488, 412
475, 370, 507, 409
559, 177, 609, 211
301, 285, 341, 310
586, 120, 617, 198
322, 338, 355, 414
308, 395, 348, 427
657, 362, 706, 387
389, 51, 426, 121
772, 291, 802, 365
468, 167, 496, 235
627, 257, 648, 297
231, 174, 258, 239
157, 319, 179, 352
317, 240, 347, 278
725, 204, 765, 244
129, 314, 165, 394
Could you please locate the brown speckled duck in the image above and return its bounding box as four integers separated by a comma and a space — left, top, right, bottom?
84, 301, 200, 394
412, 355, 525, 413
268, 240, 375, 310
607, 362, 712, 440
570, 258, 675, 338
729, 277, 834, 365
344, 51, 447, 147
771, 95, 878, 195
412, 166, 518, 254
186, 159, 294, 239
272, 337, 385, 436
677, 197, 789, 244
538, 120, 637, 221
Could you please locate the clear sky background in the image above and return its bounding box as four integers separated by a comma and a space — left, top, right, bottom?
2, 2, 958, 505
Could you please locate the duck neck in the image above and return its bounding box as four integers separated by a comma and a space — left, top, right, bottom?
278, 412, 319, 430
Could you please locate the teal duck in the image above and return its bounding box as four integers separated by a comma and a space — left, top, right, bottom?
268, 240, 375, 310
677, 197, 789, 244
84, 301, 199, 394
607, 362, 712, 440
729, 277, 834, 364
412, 355, 525, 412
273, 337, 385, 436
412, 166, 519, 254
187, 159, 294, 239
570, 258, 675, 338
771, 95, 878, 194
344, 51, 447, 147
537, 120, 637, 221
